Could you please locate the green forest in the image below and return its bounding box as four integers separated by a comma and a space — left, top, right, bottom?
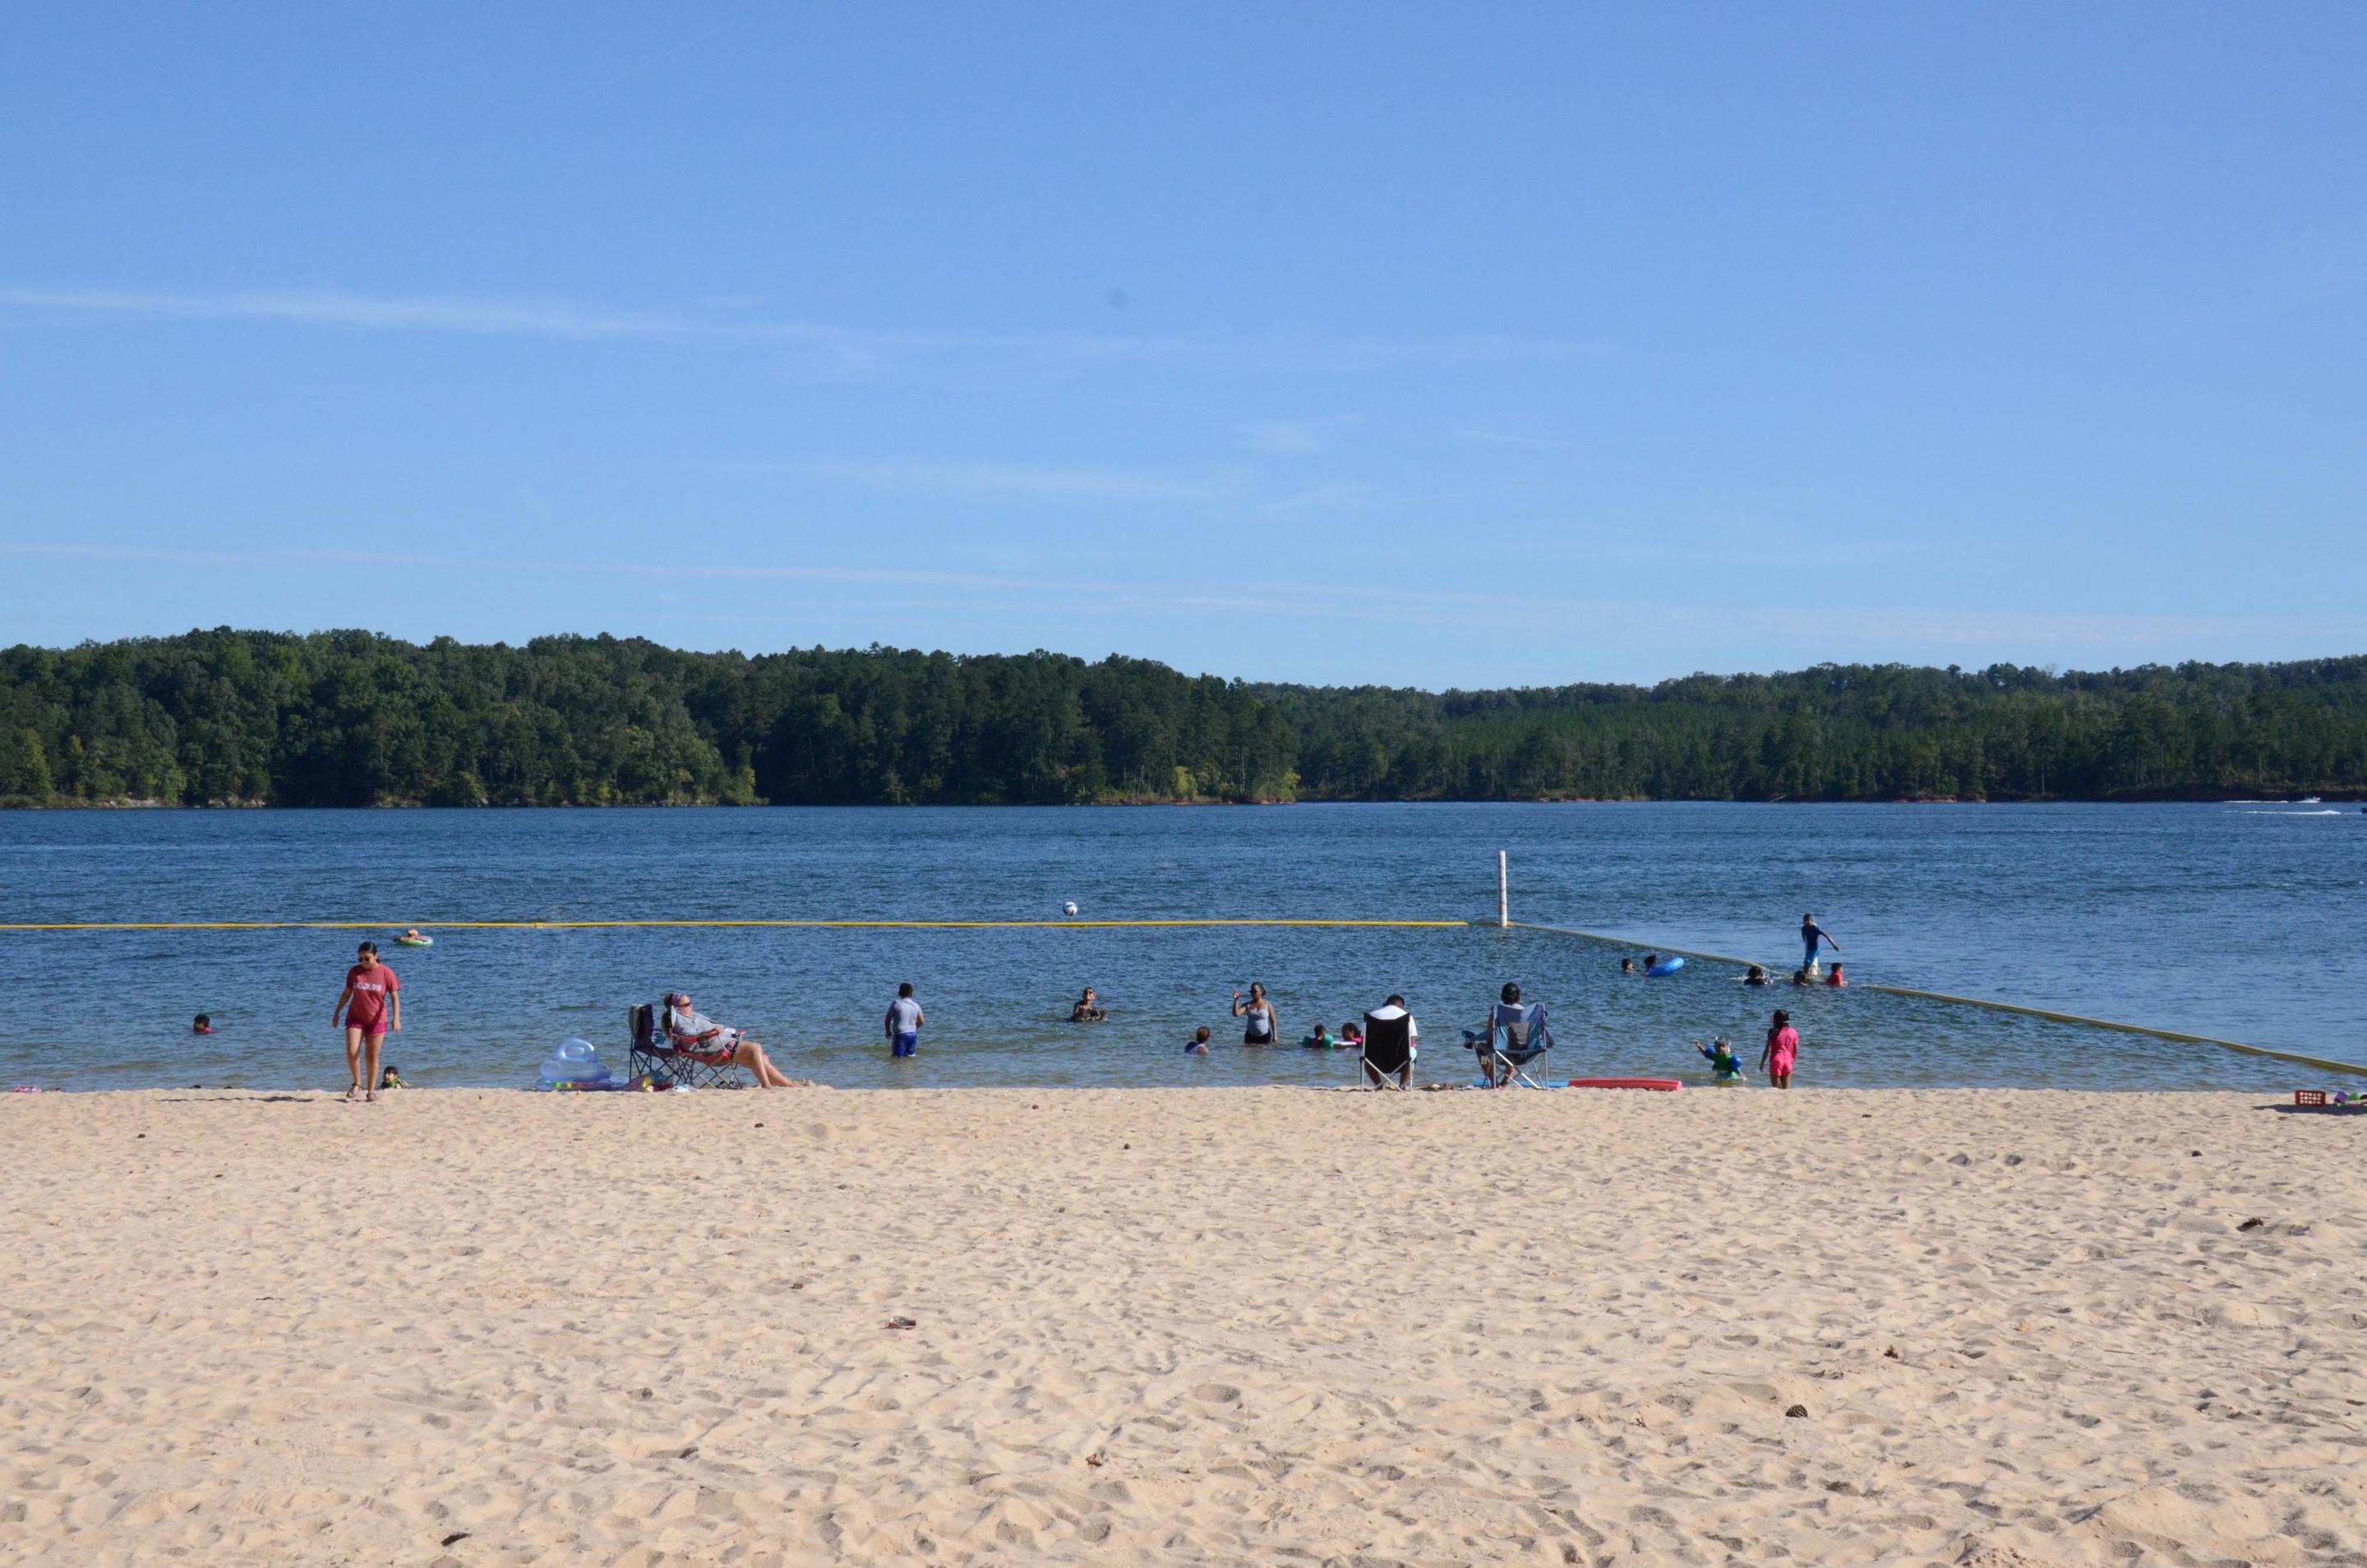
2, 630, 2364, 807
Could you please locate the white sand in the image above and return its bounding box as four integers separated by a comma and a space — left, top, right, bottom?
3, 1087, 2363, 1566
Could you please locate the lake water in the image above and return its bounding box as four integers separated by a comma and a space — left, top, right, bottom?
2, 804, 2360, 1091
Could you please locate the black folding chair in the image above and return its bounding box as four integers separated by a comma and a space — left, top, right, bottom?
1359, 1009, 1414, 1090
627, 1002, 746, 1090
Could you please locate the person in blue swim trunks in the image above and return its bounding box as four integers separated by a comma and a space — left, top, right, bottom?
885, 982, 924, 1058
1800, 913, 1841, 973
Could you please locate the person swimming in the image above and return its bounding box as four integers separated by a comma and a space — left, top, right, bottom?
1070, 987, 1108, 1022
1743, 965, 1772, 986
1825, 964, 1848, 988
1340, 1021, 1363, 1050
1792, 967, 1814, 986
1621, 957, 1636, 975
191, 1013, 213, 1035
1185, 1025, 1211, 1055
1302, 1023, 1334, 1049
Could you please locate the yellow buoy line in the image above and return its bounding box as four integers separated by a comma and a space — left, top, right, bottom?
0, 918, 1469, 932
1513, 922, 2367, 1080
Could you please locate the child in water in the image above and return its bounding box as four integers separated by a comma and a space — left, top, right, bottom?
1302, 1023, 1334, 1049
1620, 957, 1636, 975
378, 1065, 405, 1090
1184, 1026, 1211, 1055
191, 1013, 213, 1035
1825, 964, 1848, 988
1791, 967, 1814, 987
1760, 1010, 1801, 1088
1743, 965, 1772, 986
1695, 1037, 1746, 1082
1341, 1020, 1363, 1050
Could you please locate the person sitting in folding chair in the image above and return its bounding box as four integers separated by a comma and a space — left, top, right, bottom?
662, 991, 799, 1088
1465, 981, 1553, 1087
1359, 994, 1419, 1089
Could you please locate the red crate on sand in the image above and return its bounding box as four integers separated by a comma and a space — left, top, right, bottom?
2294, 1090, 2328, 1106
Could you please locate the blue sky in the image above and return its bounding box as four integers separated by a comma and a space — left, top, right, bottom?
2, 2, 2361, 687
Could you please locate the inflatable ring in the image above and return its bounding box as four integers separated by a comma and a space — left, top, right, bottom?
395, 935, 434, 947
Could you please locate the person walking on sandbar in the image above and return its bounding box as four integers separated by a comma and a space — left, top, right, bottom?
886, 983, 924, 1058
1799, 913, 1841, 975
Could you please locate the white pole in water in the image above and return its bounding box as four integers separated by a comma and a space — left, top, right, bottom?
1497, 851, 1509, 929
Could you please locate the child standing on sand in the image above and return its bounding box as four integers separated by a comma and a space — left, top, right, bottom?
1760, 1009, 1800, 1088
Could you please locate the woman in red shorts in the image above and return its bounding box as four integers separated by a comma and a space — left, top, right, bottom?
333, 941, 402, 1101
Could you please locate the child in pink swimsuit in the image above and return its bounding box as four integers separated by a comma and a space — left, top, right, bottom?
1760, 1008, 1800, 1089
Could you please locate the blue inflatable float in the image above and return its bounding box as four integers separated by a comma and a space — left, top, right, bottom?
1644, 957, 1686, 977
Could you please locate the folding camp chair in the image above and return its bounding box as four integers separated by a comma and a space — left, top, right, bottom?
1358, 1009, 1414, 1090
627, 1002, 747, 1090
1465, 1003, 1553, 1089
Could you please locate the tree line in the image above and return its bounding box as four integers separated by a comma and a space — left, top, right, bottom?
2, 629, 2362, 806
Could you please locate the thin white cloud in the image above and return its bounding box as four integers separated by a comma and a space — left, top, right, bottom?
0, 285, 999, 353
1240, 419, 1330, 455
777, 460, 1227, 505
25, 541, 2324, 659
1253, 480, 1399, 515
0, 284, 1603, 373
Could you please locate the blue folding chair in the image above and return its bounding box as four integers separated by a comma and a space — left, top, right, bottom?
1465, 1003, 1553, 1088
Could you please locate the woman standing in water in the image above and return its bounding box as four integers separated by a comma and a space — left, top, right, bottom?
333, 941, 401, 1102
1232, 982, 1280, 1045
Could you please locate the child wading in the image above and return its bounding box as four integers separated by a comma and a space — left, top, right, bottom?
1760, 1009, 1800, 1089
885, 983, 924, 1058
1696, 1036, 1746, 1082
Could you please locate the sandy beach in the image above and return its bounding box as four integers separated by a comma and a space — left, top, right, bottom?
3, 1086, 2362, 1567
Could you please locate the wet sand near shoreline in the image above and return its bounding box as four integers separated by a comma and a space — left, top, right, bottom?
3, 1086, 2362, 1566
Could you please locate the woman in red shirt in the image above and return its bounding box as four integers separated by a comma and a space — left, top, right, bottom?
334, 941, 402, 1101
